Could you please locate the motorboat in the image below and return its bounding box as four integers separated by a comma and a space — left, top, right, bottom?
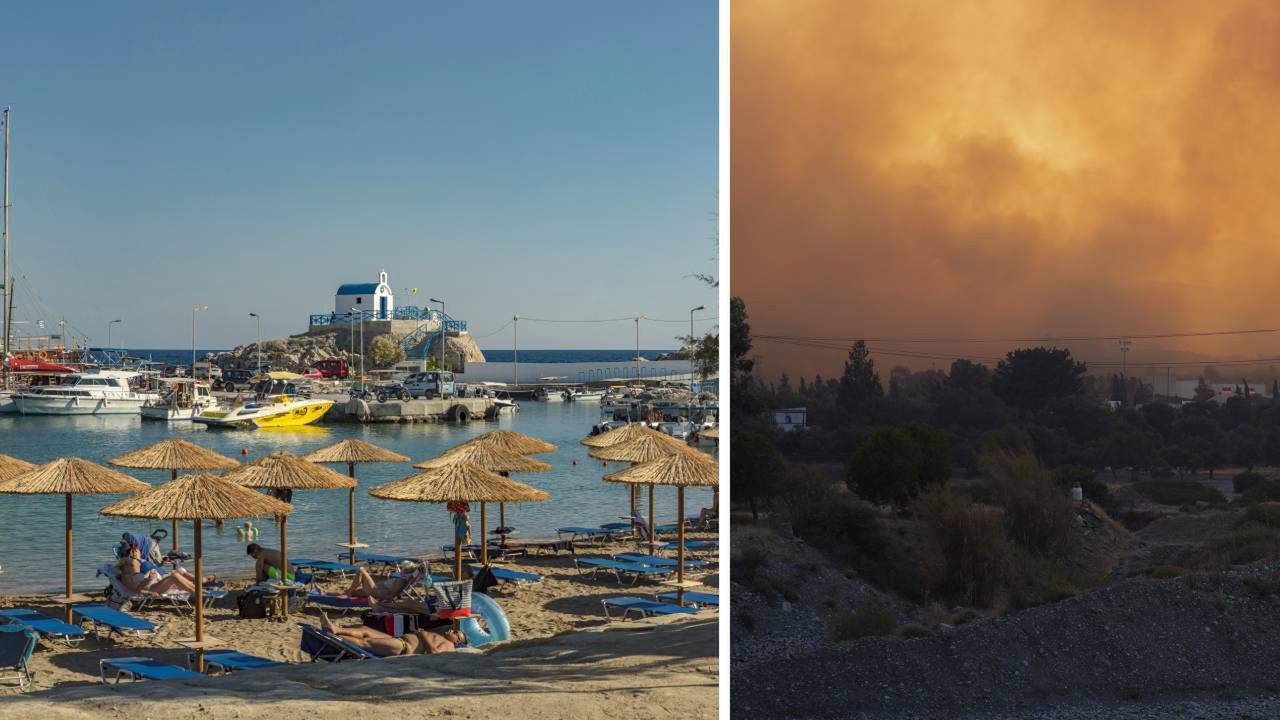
193, 373, 333, 429
12, 370, 159, 415
564, 387, 604, 403
534, 385, 566, 402
141, 378, 219, 421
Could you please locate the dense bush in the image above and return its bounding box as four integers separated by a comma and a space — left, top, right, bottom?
982, 451, 1077, 557
1133, 479, 1226, 506
1239, 503, 1280, 529
1242, 478, 1280, 505
829, 605, 896, 642
1053, 464, 1112, 510
913, 487, 1007, 607
1234, 471, 1266, 495
1150, 565, 1185, 579
846, 425, 951, 508
1213, 528, 1280, 565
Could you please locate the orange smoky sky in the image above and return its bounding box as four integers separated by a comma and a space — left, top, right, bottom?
732, 0, 1280, 380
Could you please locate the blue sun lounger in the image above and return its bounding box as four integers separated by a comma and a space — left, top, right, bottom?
0, 625, 37, 690
601, 597, 700, 621
290, 559, 360, 577
614, 552, 707, 569
350, 552, 416, 568
600, 522, 633, 532
299, 623, 381, 662
74, 605, 158, 639
657, 591, 719, 607
0, 608, 88, 646
187, 650, 288, 674
573, 557, 674, 585
557, 527, 614, 542
100, 656, 202, 684
659, 540, 719, 552
469, 565, 543, 584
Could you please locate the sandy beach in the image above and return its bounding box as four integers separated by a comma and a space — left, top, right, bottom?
0, 530, 718, 716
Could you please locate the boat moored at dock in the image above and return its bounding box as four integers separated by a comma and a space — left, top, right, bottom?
140, 378, 218, 421
12, 370, 159, 415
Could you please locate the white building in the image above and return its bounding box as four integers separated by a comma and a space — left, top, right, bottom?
335, 270, 395, 320
773, 407, 807, 432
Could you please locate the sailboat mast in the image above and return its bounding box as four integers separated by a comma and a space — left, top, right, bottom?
2, 106, 10, 390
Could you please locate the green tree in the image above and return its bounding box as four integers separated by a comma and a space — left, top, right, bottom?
991, 347, 1086, 413
1194, 377, 1215, 403
847, 427, 924, 507
906, 424, 952, 489
730, 297, 753, 376
732, 431, 785, 519
369, 335, 405, 369
838, 340, 883, 419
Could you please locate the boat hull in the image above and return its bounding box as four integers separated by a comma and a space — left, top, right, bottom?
194, 399, 334, 429
14, 396, 147, 415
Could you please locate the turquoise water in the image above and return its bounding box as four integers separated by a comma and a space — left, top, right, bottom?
0, 402, 716, 594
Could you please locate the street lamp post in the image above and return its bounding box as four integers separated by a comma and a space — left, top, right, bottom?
689, 305, 705, 388
191, 306, 208, 378
248, 311, 261, 376
429, 298, 445, 371
107, 319, 122, 348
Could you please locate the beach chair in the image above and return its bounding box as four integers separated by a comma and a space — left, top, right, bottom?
187, 650, 288, 675
653, 523, 680, 534
614, 552, 707, 570
97, 563, 226, 614
656, 591, 719, 607
99, 656, 202, 684
306, 563, 436, 611
601, 597, 699, 621
290, 559, 361, 579
504, 538, 575, 555
0, 608, 88, 647
659, 540, 719, 553
350, 551, 416, 568
556, 527, 614, 543
0, 625, 37, 690
298, 623, 381, 662
441, 544, 526, 562
573, 557, 674, 585
467, 565, 542, 585
74, 604, 158, 639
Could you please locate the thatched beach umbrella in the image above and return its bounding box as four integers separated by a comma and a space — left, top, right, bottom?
370, 462, 549, 582
109, 439, 240, 553
101, 473, 292, 672
604, 450, 718, 606
588, 429, 691, 552
700, 426, 719, 440
461, 430, 557, 544
414, 443, 550, 567
0, 454, 34, 482
223, 452, 354, 605
303, 439, 409, 563
0, 458, 150, 621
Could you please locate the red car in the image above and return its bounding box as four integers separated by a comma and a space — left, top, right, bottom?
314, 358, 349, 379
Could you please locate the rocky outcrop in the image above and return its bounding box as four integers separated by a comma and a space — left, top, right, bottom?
207, 327, 486, 375
418, 333, 487, 369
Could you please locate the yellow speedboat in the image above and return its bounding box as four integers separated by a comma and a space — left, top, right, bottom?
193, 374, 333, 429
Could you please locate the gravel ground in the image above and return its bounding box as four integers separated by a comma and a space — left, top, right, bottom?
732, 566, 1280, 719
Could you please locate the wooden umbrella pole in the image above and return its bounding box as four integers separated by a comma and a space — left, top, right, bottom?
172, 470, 180, 553
648, 484, 655, 555
194, 518, 205, 673
629, 485, 636, 535
498, 503, 506, 548
480, 502, 488, 568
347, 463, 357, 564
280, 513, 289, 619
64, 493, 73, 624
677, 487, 686, 607
453, 531, 463, 632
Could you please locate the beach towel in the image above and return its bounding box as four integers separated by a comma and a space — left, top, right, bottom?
434, 580, 472, 619
448, 502, 472, 544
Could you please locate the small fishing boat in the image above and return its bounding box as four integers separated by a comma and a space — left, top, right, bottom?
564, 387, 604, 403
140, 378, 218, 421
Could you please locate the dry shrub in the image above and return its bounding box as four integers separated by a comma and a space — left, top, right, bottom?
913, 487, 1008, 608
829, 605, 896, 642
981, 450, 1078, 557
1150, 565, 1185, 579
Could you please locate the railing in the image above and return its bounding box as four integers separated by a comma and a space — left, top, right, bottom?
309, 306, 470, 327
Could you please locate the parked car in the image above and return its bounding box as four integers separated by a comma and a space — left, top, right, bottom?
403, 370, 456, 399
314, 358, 349, 379
214, 369, 256, 392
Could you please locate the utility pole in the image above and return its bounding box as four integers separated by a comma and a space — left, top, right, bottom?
249, 313, 261, 377
635, 317, 640, 385
191, 305, 208, 378
512, 315, 519, 386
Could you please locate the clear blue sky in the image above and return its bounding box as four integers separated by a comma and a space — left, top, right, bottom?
1, 1, 717, 350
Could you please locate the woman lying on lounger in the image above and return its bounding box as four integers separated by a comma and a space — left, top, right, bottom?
116, 549, 200, 596
318, 610, 464, 655
344, 563, 420, 600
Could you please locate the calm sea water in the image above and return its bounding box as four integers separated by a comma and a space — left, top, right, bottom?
0, 401, 716, 594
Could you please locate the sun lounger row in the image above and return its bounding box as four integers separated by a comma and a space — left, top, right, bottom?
574, 558, 674, 584
469, 565, 543, 584
601, 597, 699, 621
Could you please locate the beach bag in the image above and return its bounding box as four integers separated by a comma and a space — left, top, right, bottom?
434, 580, 472, 619
237, 588, 271, 620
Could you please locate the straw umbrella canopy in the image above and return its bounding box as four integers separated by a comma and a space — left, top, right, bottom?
109, 439, 240, 553
413, 443, 550, 567
370, 462, 549, 582
700, 426, 719, 440
101, 473, 292, 672
302, 439, 409, 563
459, 430, 557, 544
0, 458, 150, 621
588, 429, 691, 551
0, 454, 34, 482
604, 450, 719, 606
223, 452, 354, 604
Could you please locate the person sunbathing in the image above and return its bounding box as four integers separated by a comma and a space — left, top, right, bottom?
698, 490, 719, 529
344, 563, 420, 600
318, 610, 463, 656
122, 543, 215, 585
116, 551, 198, 596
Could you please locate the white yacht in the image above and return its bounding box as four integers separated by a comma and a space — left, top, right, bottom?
141, 378, 219, 421
12, 370, 159, 415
